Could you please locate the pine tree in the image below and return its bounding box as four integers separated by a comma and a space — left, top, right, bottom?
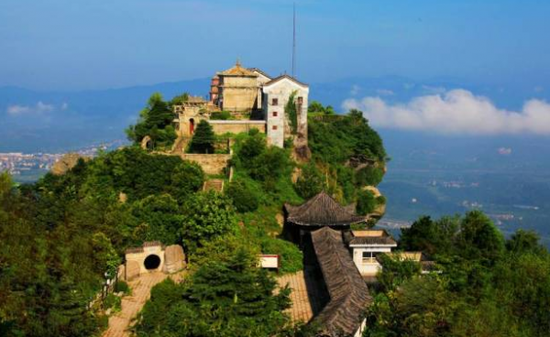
188, 120, 215, 154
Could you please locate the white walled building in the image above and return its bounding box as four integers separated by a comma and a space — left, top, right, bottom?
262, 75, 309, 148
346, 230, 398, 276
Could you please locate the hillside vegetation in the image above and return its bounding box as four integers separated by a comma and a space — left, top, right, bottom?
0, 95, 388, 336
366, 213, 550, 337
3, 94, 548, 337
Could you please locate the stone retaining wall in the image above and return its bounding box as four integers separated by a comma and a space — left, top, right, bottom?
210, 120, 266, 135
180, 153, 231, 175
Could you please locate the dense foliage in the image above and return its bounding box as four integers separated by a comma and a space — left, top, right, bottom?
13, 93, 550, 337
135, 247, 292, 337
126, 93, 178, 150
188, 120, 216, 154
365, 211, 550, 337
307, 105, 386, 204
0, 147, 230, 336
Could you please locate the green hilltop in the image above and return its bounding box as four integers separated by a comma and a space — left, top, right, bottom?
0, 92, 549, 337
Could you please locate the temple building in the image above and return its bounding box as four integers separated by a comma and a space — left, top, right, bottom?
173, 60, 309, 150
311, 227, 371, 337
283, 192, 437, 335
284, 191, 366, 246
215, 62, 261, 113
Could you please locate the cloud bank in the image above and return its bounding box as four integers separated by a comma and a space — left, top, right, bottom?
6, 101, 67, 115
343, 89, 550, 135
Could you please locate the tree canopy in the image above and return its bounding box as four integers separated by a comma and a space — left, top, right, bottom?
126, 93, 178, 150
188, 120, 216, 154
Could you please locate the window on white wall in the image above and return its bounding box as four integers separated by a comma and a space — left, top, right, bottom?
362, 251, 377, 264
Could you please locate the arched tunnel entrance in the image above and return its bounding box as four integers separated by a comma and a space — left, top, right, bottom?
144, 254, 161, 270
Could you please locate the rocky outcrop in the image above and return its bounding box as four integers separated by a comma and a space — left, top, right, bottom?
163, 245, 186, 274
51, 153, 89, 175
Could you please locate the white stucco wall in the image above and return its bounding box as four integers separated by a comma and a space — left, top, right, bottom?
263, 78, 309, 148
352, 246, 393, 276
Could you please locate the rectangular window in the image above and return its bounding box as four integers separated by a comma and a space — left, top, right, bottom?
273, 111, 278, 117
297, 96, 303, 104
272, 98, 278, 106
272, 125, 278, 130
362, 251, 377, 264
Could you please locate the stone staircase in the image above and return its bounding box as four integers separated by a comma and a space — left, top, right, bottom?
203, 179, 224, 193
171, 136, 189, 154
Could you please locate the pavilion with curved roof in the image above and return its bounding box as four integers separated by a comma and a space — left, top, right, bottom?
284, 191, 367, 245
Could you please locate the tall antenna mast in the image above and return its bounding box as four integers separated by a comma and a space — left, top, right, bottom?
292, 2, 296, 77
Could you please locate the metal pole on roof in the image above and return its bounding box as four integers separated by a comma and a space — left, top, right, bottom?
292, 2, 296, 77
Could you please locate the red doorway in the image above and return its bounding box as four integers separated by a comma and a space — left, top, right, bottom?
189, 118, 195, 135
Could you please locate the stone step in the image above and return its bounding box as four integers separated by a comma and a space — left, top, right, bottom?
203, 179, 224, 192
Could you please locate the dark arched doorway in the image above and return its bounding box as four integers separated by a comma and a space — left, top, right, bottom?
189, 118, 195, 135
144, 254, 161, 270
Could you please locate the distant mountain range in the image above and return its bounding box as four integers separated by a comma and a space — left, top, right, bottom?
1, 75, 548, 152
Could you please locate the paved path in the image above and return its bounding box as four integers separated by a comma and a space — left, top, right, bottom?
277, 269, 327, 323
102, 272, 184, 337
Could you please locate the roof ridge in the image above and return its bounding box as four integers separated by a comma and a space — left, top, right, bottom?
264, 74, 308, 87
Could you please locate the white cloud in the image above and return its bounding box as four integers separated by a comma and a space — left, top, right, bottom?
6, 101, 61, 115
350, 85, 361, 96
376, 89, 394, 96
422, 85, 446, 94
342, 89, 550, 135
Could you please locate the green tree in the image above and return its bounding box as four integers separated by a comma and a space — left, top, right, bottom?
170, 92, 190, 105
91, 232, 120, 278
169, 161, 205, 203
506, 229, 544, 254
188, 120, 216, 154
294, 163, 324, 199
135, 247, 291, 337
226, 179, 260, 213
400, 215, 459, 257
356, 189, 377, 215
457, 210, 505, 262
180, 191, 238, 253
132, 194, 184, 245
126, 93, 177, 150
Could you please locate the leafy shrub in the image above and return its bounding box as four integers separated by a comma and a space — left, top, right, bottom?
249, 147, 290, 186
103, 293, 121, 312
226, 179, 260, 213
260, 237, 303, 274
356, 166, 385, 187
235, 129, 266, 167
169, 161, 205, 203
132, 194, 183, 245
181, 191, 238, 253
114, 281, 131, 295
356, 190, 377, 216
210, 111, 232, 120
294, 163, 324, 199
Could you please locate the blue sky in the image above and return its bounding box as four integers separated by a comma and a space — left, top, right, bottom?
1, 0, 549, 91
